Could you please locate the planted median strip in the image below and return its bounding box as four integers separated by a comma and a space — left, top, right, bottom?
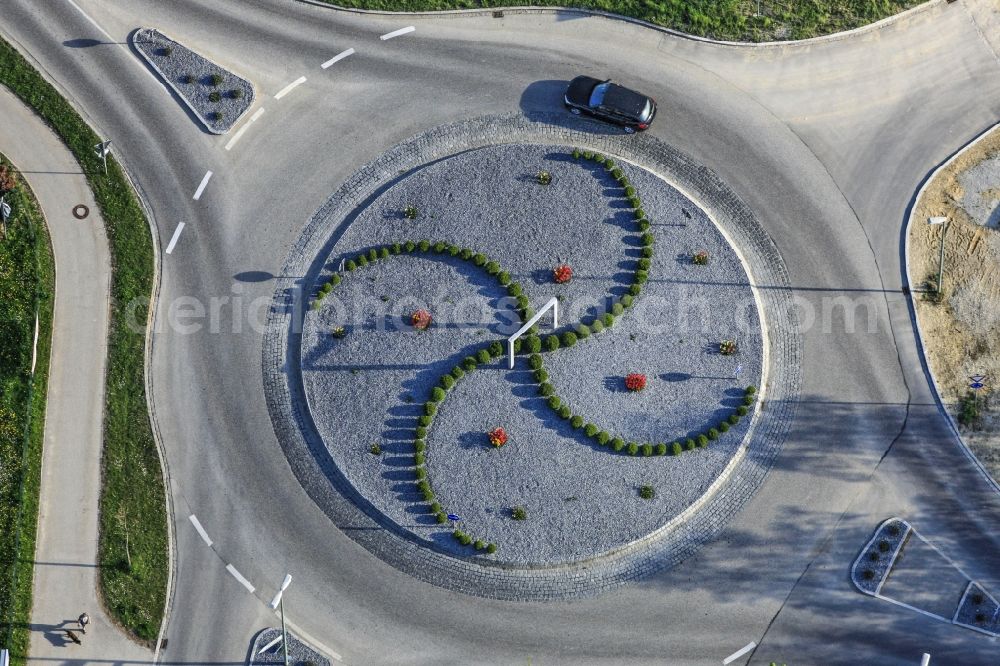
0, 38, 166, 643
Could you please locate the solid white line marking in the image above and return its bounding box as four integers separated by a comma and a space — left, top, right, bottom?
274, 76, 307, 99
187, 513, 212, 546
380, 26, 415, 41
224, 108, 266, 151
226, 564, 255, 593
284, 616, 343, 661
321, 48, 355, 69
193, 171, 213, 200
723, 641, 757, 665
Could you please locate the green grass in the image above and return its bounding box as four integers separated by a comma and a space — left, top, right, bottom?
321, 0, 923, 41
0, 39, 166, 644
0, 156, 54, 666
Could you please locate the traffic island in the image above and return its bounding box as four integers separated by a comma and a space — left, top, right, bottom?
132, 28, 254, 134
249, 628, 331, 666
263, 113, 801, 599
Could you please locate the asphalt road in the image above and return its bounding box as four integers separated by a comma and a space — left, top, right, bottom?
4, 0, 1000, 663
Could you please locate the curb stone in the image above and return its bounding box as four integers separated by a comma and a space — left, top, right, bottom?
131, 28, 254, 135
262, 112, 802, 600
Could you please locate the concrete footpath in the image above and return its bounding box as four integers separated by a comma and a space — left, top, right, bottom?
0, 85, 153, 662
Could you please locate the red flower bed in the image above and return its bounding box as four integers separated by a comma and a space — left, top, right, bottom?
625, 373, 647, 392
553, 264, 573, 284
411, 309, 432, 330
488, 427, 508, 448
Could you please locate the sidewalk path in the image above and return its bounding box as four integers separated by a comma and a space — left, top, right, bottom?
0, 85, 153, 663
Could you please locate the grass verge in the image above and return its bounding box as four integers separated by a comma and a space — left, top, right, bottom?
0, 39, 167, 643
316, 0, 925, 42
0, 155, 54, 666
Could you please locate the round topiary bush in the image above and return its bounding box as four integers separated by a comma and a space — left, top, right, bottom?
671, 442, 683, 456
414, 439, 425, 452
529, 353, 543, 370
591, 319, 604, 334
707, 428, 719, 440
538, 383, 554, 397
611, 302, 624, 316
430, 387, 446, 402
576, 324, 591, 338
640, 232, 654, 247
559, 405, 572, 419
424, 402, 436, 417
719, 421, 730, 433
597, 431, 611, 446
441, 374, 455, 390
451, 366, 465, 380
611, 438, 625, 452
728, 413, 740, 425
487, 543, 497, 554
642, 443, 653, 457
627, 442, 640, 456
209, 90, 222, 103
561, 331, 578, 347
697, 434, 709, 447
602, 313, 615, 327
570, 415, 584, 429
685, 438, 696, 450
477, 348, 492, 364
547, 395, 561, 410
546, 335, 561, 352
534, 368, 549, 383
584, 423, 599, 437
656, 442, 667, 456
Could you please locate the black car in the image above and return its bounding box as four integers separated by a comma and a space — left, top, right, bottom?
564, 76, 656, 133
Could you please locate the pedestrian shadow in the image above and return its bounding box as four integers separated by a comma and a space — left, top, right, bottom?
30, 620, 81, 647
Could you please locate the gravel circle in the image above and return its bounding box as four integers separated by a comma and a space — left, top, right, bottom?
263, 112, 802, 599
299, 145, 762, 564
132, 28, 254, 134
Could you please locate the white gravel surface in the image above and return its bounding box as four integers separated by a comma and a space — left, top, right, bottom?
958, 155, 1000, 228
299, 144, 762, 564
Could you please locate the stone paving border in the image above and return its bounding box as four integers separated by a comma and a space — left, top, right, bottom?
262, 112, 802, 600
131, 28, 254, 134
249, 627, 331, 666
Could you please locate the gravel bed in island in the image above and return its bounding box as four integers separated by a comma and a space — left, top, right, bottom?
851, 517, 910, 594
249, 628, 330, 666
955, 581, 1000, 635
299, 144, 763, 564
131, 28, 253, 134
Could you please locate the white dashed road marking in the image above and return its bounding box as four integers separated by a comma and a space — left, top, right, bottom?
380, 26, 415, 41
165, 222, 186, 255
274, 76, 307, 99
225, 564, 256, 593
321, 48, 355, 69
225, 108, 266, 151
187, 513, 212, 546
284, 616, 343, 661
193, 170, 213, 200
723, 642, 757, 665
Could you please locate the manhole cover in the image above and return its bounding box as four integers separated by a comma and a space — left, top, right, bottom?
72, 204, 89, 219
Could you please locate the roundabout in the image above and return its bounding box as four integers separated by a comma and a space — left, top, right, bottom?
264, 114, 802, 596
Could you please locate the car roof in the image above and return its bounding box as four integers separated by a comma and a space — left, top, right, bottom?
601, 83, 648, 118
566, 75, 601, 104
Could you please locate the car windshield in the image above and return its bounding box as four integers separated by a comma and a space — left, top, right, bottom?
589, 83, 610, 108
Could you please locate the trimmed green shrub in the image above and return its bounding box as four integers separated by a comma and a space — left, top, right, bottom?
624, 186, 636, 198
656, 442, 667, 456
719, 421, 730, 433
379, 247, 391, 259
404, 241, 416, 252
640, 232, 654, 246
498, 271, 511, 285
604, 159, 615, 169
672, 442, 683, 456
737, 405, 749, 416
547, 395, 561, 410
345, 259, 357, 271
512, 338, 523, 353
728, 413, 740, 425
485, 261, 500, 275
582, 151, 593, 160
610, 167, 622, 179
707, 428, 719, 440
424, 401, 437, 417
391, 242, 403, 254
634, 208, 645, 220
746, 385, 757, 395
744, 394, 755, 406
460, 248, 474, 260
634, 270, 648, 284
356, 254, 368, 267
572, 148, 581, 159
422, 488, 434, 502
629, 284, 641, 296
620, 294, 633, 308
459, 532, 473, 546
639, 485, 655, 500
597, 431, 611, 446
628, 196, 641, 209
472, 253, 487, 266
516, 295, 530, 310
436, 512, 447, 524
641, 246, 654, 258
477, 348, 492, 364
368, 248, 379, 262
415, 426, 427, 438
546, 335, 561, 352
370, 442, 382, 455
489, 341, 504, 357
418, 240, 430, 252
584, 423, 599, 437
512, 506, 527, 520
441, 374, 455, 390
559, 406, 572, 419
486, 543, 497, 554
414, 439, 426, 452
612, 438, 626, 452
432, 241, 447, 253
570, 415, 584, 429
419, 415, 432, 427
417, 479, 430, 493
640, 443, 652, 456
415, 467, 426, 480
461, 355, 477, 370
576, 324, 591, 338
685, 438, 696, 451
538, 383, 554, 397
602, 313, 615, 327
534, 368, 549, 383
208, 90, 222, 103
638, 258, 651, 270
451, 366, 466, 380
430, 387, 446, 402
474, 539, 486, 551
697, 434, 709, 447
447, 244, 460, 256
611, 302, 624, 316
627, 442, 639, 456
591, 319, 605, 334
638, 219, 650, 232
209, 73, 223, 86
561, 331, 578, 347
526, 335, 542, 353
529, 353, 543, 370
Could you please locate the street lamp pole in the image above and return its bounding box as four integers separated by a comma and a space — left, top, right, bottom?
269, 574, 293, 666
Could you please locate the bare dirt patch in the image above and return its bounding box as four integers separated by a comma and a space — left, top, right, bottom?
909, 126, 1000, 478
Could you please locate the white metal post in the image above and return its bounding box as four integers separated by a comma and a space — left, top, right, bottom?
920, 653, 931, 666
269, 574, 293, 666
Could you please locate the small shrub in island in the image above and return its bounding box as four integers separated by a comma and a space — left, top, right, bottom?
625, 373, 647, 392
